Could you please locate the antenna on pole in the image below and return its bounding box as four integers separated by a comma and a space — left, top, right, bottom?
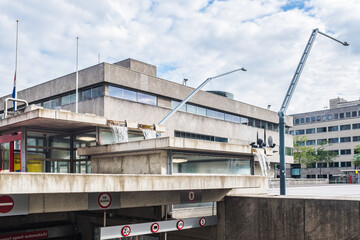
12, 20, 19, 111
75, 37, 79, 113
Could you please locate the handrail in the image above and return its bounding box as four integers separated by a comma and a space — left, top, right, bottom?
4, 97, 28, 118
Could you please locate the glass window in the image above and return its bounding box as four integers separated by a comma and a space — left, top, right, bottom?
352, 111, 357, 117
109, 86, 123, 98
340, 113, 344, 119
295, 119, 299, 125
91, 86, 103, 98
334, 113, 338, 119
340, 137, 351, 143
255, 120, 261, 128
317, 127, 326, 133
43, 100, 51, 109
215, 111, 225, 120
306, 140, 316, 145
206, 109, 217, 119
295, 129, 305, 135
51, 98, 60, 109
285, 147, 293, 156
316, 116, 321, 121
306, 117, 310, 123
81, 89, 91, 101
138, 92, 157, 106
187, 104, 197, 114
353, 123, 360, 129
241, 117, 249, 125
122, 89, 137, 102
171, 100, 186, 112
311, 116, 315, 122
340, 150, 351, 155
248, 119, 255, 127
61, 94, 70, 106
322, 115, 326, 121
300, 118, 305, 124
225, 114, 240, 123
317, 139, 326, 145
328, 114, 332, 120
328, 138, 339, 144
70, 93, 77, 103
353, 136, 360, 142
306, 128, 315, 134
328, 126, 338, 132
197, 106, 206, 116
340, 124, 351, 131
346, 112, 350, 118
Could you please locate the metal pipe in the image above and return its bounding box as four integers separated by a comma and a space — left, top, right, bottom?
4, 97, 28, 118
158, 67, 246, 125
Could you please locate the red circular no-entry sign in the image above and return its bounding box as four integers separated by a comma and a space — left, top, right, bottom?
151, 223, 160, 233
97, 192, 112, 209
0, 195, 14, 213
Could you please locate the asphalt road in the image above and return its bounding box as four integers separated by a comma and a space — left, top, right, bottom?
267, 184, 360, 198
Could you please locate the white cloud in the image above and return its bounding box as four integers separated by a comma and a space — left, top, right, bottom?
0, 0, 359, 115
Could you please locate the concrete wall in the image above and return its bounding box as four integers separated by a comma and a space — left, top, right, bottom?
221, 196, 360, 240
91, 150, 168, 174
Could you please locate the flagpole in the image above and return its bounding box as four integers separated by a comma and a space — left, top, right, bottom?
12, 20, 19, 111
75, 37, 79, 113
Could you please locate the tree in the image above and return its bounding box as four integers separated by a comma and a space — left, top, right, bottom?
293, 136, 316, 166
314, 140, 338, 176
354, 145, 360, 169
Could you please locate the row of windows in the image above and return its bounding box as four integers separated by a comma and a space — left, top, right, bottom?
302, 137, 360, 146
307, 161, 352, 168
174, 131, 228, 143
109, 85, 157, 106
292, 123, 360, 135
35, 86, 103, 109
294, 110, 360, 125
171, 100, 287, 132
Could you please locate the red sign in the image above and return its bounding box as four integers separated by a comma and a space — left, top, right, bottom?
0, 230, 48, 240
176, 220, 184, 230
187, 191, 196, 202
98, 192, 112, 209
199, 217, 206, 227
0, 195, 14, 213
121, 226, 131, 237
150, 223, 159, 233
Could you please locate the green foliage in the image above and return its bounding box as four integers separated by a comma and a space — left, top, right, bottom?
354, 145, 360, 168
314, 140, 338, 165
293, 136, 316, 165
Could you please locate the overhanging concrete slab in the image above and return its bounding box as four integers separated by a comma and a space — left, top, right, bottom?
78, 137, 253, 156
0, 173, 265, 194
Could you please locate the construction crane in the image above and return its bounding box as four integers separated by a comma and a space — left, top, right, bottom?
278, 28, 349, 195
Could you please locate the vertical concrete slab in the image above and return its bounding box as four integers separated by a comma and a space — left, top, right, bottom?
305, 199, 360, 240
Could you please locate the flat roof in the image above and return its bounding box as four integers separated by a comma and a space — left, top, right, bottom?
77, 137, 253, 157
0, 108, 108, 133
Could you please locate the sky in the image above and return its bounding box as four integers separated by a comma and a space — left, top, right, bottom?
0, 0, 359, 114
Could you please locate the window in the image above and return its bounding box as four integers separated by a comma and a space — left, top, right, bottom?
340, 137, 351, 143
306, 128, 316, 134
340, 149, 351, 155
123, 89, 137, 102
306, 140, 316, 145
353, 123, 360, 129
174, 131, 228, 143
81, 89, 91, 101
352, 111, 357, 117
225, 114, 240, 123
322, 115, 326, 121
316, 116, 321, 121
353, 136, 360, 142
340, 124, 351, 131
295, 129, 305, 135
300, 118, 305, 124
295, 119, 299, 125
340, 161, 351, 167
317, 127, 326, 133
328, 138, 339, 144
329, 162, 338, 168
109, 86, 122, 98
311, 116, 316, 122
306, 117, 310, 123
318, 163, 327, 168
91, 86, 103, 98
285, 147, 293, 156
328, 114, 332, 120
206, 109, 217, 119
317, 174, 327, 179
333, 113, 338, 119
317, 139, 327, 145
307, 175, 316, 179
241, 117, 249, 125
171, 100, 186, 112
43, 100, 51, 109
346, 112, 351, 118
138, 92, 156, 106
186, 104, 197, 114
61, 95, 70, 105
328, 126, 338, 132
340, 113, 344, 119
197, 106, 206, 116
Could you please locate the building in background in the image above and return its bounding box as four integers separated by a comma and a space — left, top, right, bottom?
290, 97, 360, 180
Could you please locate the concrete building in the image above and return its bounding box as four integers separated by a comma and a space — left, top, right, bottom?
0, 58, 293, 239
290, 97, 360, 180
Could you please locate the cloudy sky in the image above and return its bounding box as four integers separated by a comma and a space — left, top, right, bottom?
0, 0, 359, 114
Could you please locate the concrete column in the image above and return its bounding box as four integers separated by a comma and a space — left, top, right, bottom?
216, 200, 225, 240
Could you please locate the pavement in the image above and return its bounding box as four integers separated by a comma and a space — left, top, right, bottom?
267, 184, 360, 199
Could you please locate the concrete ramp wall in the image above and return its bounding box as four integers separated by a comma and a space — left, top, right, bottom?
223, 196, 360, 240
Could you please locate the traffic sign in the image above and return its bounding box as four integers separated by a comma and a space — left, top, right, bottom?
176, 220, 184, 230
98, 192, 112, 209
199, 217, 206, 227
0, 195, 14, 213
121, 226, 131, 237
150, 223, 159, 233
187, 191, 195, 202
